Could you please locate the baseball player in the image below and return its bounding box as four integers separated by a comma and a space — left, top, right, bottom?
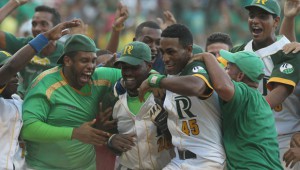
231, 0, 300, 169
108, 41, 172, 170
193, 51, 283, 169
139, 24, 225, 170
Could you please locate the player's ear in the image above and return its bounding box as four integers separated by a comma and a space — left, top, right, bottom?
236, 72, 244, 82
146, 61, 152, 72
64, 56, 73, 66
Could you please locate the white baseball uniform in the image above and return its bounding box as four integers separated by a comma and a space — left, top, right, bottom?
0, 94, 25, 170
162, 61, 226, 170
113, 92, 171, 170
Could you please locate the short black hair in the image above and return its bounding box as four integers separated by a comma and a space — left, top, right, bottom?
206, 32, 233, 50
35, 5, 61, 26
161, 24, 193, 48
135, 21, 161, 38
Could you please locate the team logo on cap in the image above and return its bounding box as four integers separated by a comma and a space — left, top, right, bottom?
123, 45, 133, 55
192, 66, 206, 74
256, 0, 267, 5
280, 63, 294, 74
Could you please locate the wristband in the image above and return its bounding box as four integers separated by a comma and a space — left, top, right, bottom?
112, 24, 125, 32
28, 34, 49, 53
148, 74, 166, 88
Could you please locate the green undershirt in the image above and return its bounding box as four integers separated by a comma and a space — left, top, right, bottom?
127, 92, 150, 115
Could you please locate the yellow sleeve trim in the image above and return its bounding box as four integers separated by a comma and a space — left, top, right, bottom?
267, 77, 296, 91
193, 74, 213, 98
0, 84, 7, 94
31, 67, 60, 89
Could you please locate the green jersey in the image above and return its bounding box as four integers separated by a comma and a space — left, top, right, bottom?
22, 66, 121, 170
230, 37, 300, 135
221, 81, 282, 170
4, 32, 63, 97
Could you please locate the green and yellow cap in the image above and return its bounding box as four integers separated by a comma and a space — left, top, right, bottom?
245, 0, 281, 16
57, 34, 97, 64
220, 49, 265, 83
0, 51, 12, 65
115, 41, 151, 65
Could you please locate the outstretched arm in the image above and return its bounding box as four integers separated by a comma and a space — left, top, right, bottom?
106, 2, 128, 53
0, 0, 29, 49
279, 0, 300, 42
195, 53, 234, 102
138, 74, 210, 102
0, 19, 81, 86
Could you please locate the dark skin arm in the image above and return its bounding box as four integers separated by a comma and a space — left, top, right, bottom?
279, 0, 300, 42
0, 0, 29, 49
265, 83, 292, 109
106, 2, 128, 53
0, 19, 81, 86
194, 53, 235, 102
139, 73, 211, 102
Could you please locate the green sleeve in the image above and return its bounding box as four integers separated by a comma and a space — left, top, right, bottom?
22, 85, 50, 126
4, 32, 33, 54
94, 67, 122, 86
267, 53, 300, 90
21, 121, 73, 142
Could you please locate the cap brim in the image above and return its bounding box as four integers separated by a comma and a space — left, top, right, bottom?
219, 50, 235, 63
114, 56, 144, 66
245, 4, 276, 15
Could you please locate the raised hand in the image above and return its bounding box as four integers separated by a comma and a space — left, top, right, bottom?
69, 18, 88, 35
97, 102, 117, 131
72, 119, 110, 146
157, 10, 177, 30
112, 2, 129, 31
43, 19, 81, 41
283, 0, 300, 18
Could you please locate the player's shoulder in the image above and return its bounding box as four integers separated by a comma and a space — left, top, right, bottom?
180, 61, 207, 76
30, 66, 62, 89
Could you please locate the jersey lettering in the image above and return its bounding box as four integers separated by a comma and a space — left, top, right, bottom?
123, 45, 133, 55
175, 96, 196, 119
181, 119, 200, 136
157, 136, 172, 152
256, 0, 267, 5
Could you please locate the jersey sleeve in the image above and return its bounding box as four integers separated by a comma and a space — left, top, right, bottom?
94, 67, 122, 87
4, 32, 32, 54
22, 81, 51, 126
267, 54, 300, 91
181, 61, 213, 98
220, 81, 245, 114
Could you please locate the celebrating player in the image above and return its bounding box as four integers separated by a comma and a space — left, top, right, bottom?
193, 51, 283, 169
108, 41, 172, 169
21, 33, 122, 169
139, 24, 226, 169
231, 0, 300, 169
